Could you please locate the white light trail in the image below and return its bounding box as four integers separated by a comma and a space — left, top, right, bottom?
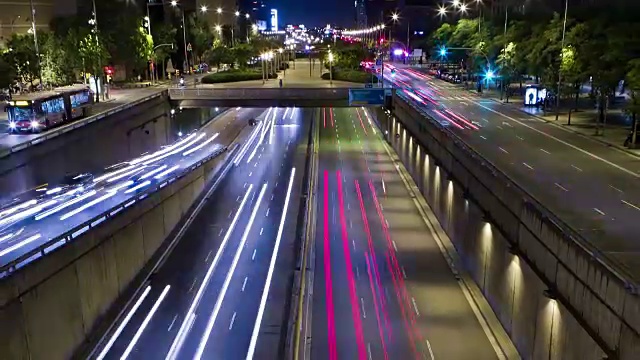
183, 133, 219, 156
143, 133, 207, 165
130, 133, 198, 165
246, 169, 295, 359
153, 166, 180, 180
35, 190, 97, 220
46, 187, 62, 195
107, 167, 145, 183
125, 180, 152, 194
139, 165, 169, 180
96, 286, 152, 360
0, 200, 57, 226
194, 184, 268, 360
111, 181, 135, 192
165, 186, 254, 360
59, 192, 116, 221
0, 199, 37, 219
93, 165, 137, 183
0, 233, 41, 257
120, 285, 171, 360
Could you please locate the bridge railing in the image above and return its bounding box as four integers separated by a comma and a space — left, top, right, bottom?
168, 87, 349, 100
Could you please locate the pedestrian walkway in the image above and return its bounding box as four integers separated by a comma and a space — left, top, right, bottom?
196, 59, 362, 88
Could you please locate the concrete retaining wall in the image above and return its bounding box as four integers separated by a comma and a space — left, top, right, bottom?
381, 97, 640, 359
0, 92, 170, 201
0, 144, 237, 360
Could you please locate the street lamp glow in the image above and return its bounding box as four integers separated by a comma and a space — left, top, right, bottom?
170, 0, 177, 6
328, 53, 334, 62
460, 3, 468, 13
439, 47, 447, 56
437, 6, 447, 17
215, 25, 222, 33
486, 70, 494, 79
235, 11, 240, 16
391, 13, 399, 22
200, 5, 208, 13
452, 0, 461, 7
216, 7, 222, 14
278, 48, 283, 53
245, 13, 250, 19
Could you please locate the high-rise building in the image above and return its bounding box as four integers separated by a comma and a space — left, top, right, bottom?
0, 0, 77, 45
355, 0, 367, 29
270, 8, 278, 31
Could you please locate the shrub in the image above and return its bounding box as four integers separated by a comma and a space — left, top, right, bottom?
201, 69, 276, 84
321, 69, 379, 84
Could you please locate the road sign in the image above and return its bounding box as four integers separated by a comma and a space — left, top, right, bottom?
349, 88, 385, 106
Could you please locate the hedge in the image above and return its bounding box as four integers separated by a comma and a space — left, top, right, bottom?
321, 69, 379, 84
201, 69, 277, 84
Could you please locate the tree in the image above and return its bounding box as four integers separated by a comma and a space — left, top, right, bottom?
4, 34, 39, 86
625, 59, 640, 146
188, 13, 214, 64
205, 45, 233, 69
496, 42, 517, 102
232, 43, 255, 69
0, 53, 16, 93
152, 23, 177, 80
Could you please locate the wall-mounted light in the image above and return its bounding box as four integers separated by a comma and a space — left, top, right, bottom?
543, 289, 557, 300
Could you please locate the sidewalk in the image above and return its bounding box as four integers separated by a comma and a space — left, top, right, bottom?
455, 84, 640, 157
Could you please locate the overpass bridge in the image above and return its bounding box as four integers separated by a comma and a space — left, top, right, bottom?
168, 87, 377, 107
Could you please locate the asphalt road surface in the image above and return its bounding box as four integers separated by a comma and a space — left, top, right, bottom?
310, 107, 499, 360
387, 66, 640, 281
0, 107, 257, 272
95, 106, 309, 360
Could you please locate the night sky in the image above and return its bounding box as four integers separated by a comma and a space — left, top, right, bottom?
275, 0, 354, 28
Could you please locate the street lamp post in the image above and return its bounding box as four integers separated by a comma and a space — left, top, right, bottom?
555, 0, 569, 122
28, 0, 42, 87
328, 51, 334, 85
170, 1, 189, 74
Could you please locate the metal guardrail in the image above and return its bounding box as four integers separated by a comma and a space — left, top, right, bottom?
0, 92, 165, 159
168, 87, 349, 100
0, 146, 226, 277
395, 91, 638, 292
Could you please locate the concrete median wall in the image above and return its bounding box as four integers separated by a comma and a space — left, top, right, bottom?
0, 92, 170, 201
381, 97, 640, 360
0, 143, 239, 360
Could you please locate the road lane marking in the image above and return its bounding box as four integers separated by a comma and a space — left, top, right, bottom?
236, 195, 241, 202
516, 135, 524, 141
593, 208, 606, 216
540, 148, 551, 154
609, 185, 623, 193
480, 135, 487, 140
360, 298, 367, 318
252, 249, 257, 260
367, 343, 373, 360
476, 102, 640, 178
622, 200, 640, 212
411, 297, 420, 316
426, 340, 435, 360
356, 266, 360, 279
260, 228, 264, 235
218, 228, 224, 236
352, 240, 356, 250
228, 211, 233, 218
266, 208, 270, 217
229, 312, 237, 330
168, 314, 178, 332
392, 240, 398, 252
554, 183, 569, 192
571, 165, 583, 172
401, 266, 407, 279
523, 162, 534, 170
499, 147, 509, 154
249, 172, 253, 177
242, 277, 248, 292
244, 182, 248, 188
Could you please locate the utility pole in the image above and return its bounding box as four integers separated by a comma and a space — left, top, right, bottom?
28, 0, 42, 87
555, 0, 569, 121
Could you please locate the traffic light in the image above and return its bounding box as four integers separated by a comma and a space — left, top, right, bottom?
439, 47, 447, 57
485, 70, 495, 79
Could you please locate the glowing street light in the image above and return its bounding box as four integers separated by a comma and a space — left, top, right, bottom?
452, 0, 461, 7
235, 11, 240, 16
328, 51, 334, 84
215, 25, 222, 33
200, 5, 208, 13
245, 13, 250, 19
391, 13, 399, 22
437, 5, 448, 17
216, 7, 222, 14
460, 3, 468, 13
170, 0, 177, 6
